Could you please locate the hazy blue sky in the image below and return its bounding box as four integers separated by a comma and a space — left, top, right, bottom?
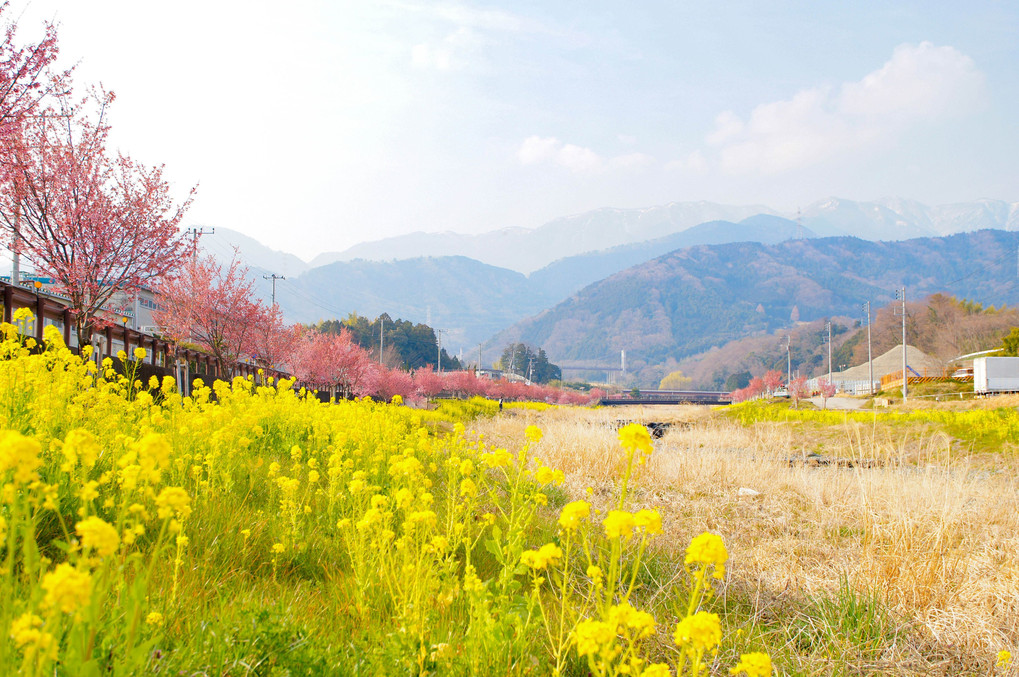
14, 1, 1019, 258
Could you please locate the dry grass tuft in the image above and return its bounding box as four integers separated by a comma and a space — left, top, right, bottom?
473, 404, 1019, 673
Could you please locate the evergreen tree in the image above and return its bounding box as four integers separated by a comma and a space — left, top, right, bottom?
498, 343, 561, 384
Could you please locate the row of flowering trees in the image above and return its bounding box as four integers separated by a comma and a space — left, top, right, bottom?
729, 371, 834, 407
290, 326, 601, 404
150, 254, 598, 404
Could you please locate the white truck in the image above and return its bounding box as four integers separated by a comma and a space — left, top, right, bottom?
973, 356, 1019, 394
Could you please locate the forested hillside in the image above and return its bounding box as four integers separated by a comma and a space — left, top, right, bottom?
492, 229, 1019, 385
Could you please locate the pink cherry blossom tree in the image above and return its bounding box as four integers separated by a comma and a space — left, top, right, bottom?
154, 254, 264, 378
0, 90, 193, 344
762, 369, 784, 395
788, 375, 810, 409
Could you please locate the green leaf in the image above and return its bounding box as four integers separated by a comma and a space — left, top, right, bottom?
484, 538, 502, 563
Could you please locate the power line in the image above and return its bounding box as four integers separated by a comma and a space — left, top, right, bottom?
262, 273, 285, 307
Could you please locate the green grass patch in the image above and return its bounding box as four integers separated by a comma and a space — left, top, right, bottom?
724, 400, 1019, 449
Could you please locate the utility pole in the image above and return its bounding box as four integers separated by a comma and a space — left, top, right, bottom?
895, 287, 907, 401
864, 301, 874, 395
379, 315, 385, 364
262, 273, 285, 307
785, 335, 792, 385
186, 226, 214, 261
436, 329, 446, 373
11, 203, 20, 286
825, 321, 832, 384
186, 226, 214, 248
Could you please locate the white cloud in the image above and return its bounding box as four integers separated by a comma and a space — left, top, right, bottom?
516, 137, 654, 173
664, 150, 707, 173
517, 135, 562, 164
705, 111, 744, 146
609, 152, 654, 170
394, 0, 549, 72
557, 144, 603, 172
386, 1, 537, 33
840, 42, 984, 119
708, 42, 986, 175
411, 27, 484, 71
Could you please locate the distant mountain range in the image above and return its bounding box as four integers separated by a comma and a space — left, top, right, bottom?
201, 216, 811, 348
491, 229, 1019, 377
197, 197, 1019, 364
310, 201, 774, 274
306, 197, 1019, 274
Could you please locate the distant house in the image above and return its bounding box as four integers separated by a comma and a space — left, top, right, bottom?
3, 273, 166, 333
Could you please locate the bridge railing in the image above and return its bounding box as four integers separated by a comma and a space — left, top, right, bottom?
600, 390, 732, 405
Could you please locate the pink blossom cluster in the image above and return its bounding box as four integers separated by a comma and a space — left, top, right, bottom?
290, 329, 601, 405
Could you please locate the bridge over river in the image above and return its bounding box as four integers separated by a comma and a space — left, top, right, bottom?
599, 390, 732, 406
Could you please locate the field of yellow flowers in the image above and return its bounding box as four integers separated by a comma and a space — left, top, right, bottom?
0, 312, 769, 676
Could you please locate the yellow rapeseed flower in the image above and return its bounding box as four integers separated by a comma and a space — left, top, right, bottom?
62, 428, 100, 469
997, 650, 1012, 669
608, 602, 656, 638
9, 612, 56, 660
634, 509, 662, 535
603, 510, 636, 540
405, 510, 438, 529
76, 479, 99, 505
481, 448, 513, 468
587, 565, 604, 586
730, 652, 772, 676
134, 347, 146, 360
155, 486, 192, 520
574, 618, 616, 657
685, 532, 728, 579
558, 500, 591, 531
643, 663, 672, 677
0, 430, 42, 484
146, 612, 165, 627
42, 563, 92, 614
75, 516, 120, 557
525, 425, 543, 443
534, 466, 555, 484
459, 478, 477, 497
674, 612, 721, 651
617, 422, 653, 455
520, 543, 563, 570
136, 433, 172, 476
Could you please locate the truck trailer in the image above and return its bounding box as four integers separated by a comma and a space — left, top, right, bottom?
973, 356, 1019, 394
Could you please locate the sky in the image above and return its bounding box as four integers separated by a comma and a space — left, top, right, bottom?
10, 0, 1019, 260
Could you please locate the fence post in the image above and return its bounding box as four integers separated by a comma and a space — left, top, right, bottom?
3, 283, 12, 323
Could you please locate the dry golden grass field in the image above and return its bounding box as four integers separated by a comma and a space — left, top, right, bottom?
473, 401, 1019, 676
